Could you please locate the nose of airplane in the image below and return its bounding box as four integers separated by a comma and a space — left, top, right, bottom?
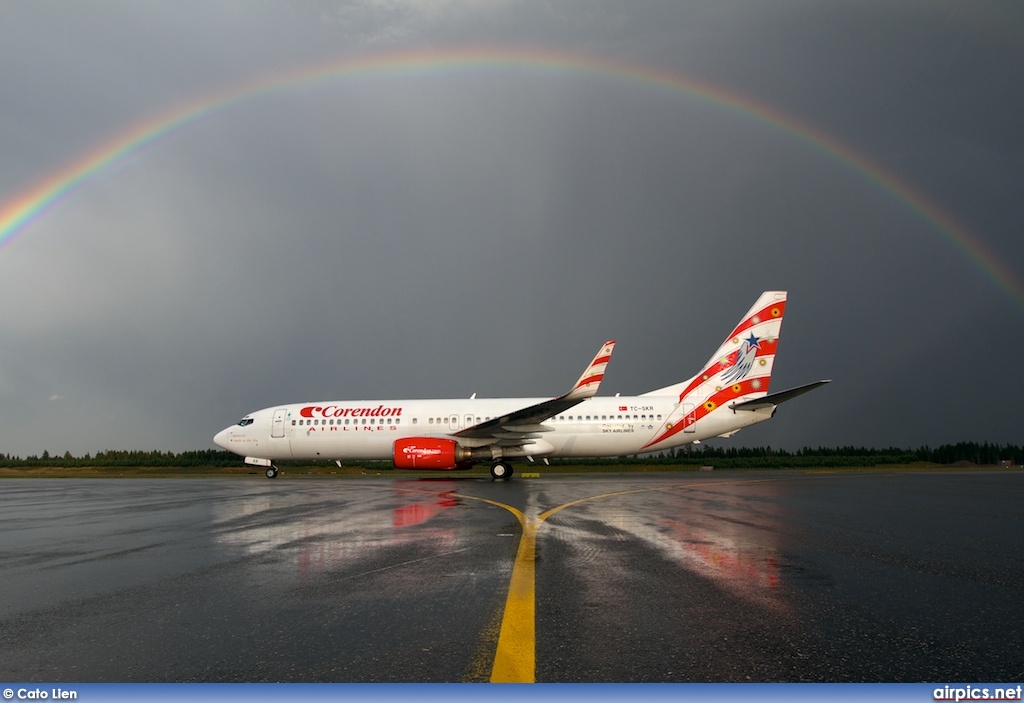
213, 428, 230, 450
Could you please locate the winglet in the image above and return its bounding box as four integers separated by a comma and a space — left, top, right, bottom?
564, 340, 616, 400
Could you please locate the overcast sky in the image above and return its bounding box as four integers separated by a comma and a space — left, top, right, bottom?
1, 1, 1021, 458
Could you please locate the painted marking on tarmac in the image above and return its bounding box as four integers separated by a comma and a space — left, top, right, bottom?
455, 476, 799, 683
490, 517, 537, 683
450, 494, 534, 682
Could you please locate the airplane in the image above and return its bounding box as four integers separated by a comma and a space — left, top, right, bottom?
214, 291, 829, 479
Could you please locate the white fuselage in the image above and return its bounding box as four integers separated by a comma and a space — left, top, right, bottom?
212, 292, 827, 476
213, 394, 771, 464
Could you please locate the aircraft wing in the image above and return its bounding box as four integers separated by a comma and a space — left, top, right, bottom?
454, 340, 616, 441
728, 380, 831, 412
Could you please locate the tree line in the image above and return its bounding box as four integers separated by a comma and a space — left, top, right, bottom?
0, 449, 240, 468
0, 441, 1019, 469
553, 441, 1022, 469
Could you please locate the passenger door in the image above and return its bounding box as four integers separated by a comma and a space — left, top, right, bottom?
271, 408, 287, 438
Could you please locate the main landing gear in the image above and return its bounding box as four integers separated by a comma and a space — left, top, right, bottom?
265, 466, 279, 479
490, 461, 514, 480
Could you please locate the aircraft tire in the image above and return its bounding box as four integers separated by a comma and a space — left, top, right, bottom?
265, 467, 278, 479
490, 461, 513, 480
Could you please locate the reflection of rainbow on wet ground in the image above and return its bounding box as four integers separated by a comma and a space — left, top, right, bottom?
661, 481, 786, 609
664, 521, 781, 598
537, 479, 790, 616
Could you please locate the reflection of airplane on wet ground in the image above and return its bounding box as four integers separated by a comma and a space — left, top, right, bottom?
215, 291, 829, 479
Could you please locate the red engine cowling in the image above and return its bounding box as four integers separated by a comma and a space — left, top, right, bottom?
393, 438, 472, 470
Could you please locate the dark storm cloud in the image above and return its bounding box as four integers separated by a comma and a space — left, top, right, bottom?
0, 0, 1021, 456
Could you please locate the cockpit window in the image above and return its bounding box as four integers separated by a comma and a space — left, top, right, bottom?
238, 418, 255, 427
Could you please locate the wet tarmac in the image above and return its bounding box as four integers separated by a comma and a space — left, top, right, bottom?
1, 470, 1021, 682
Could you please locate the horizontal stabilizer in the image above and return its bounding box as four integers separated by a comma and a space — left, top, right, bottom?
729, 380, 831, 412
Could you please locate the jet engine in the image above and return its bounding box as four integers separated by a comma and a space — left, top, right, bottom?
393, 438, 473, 470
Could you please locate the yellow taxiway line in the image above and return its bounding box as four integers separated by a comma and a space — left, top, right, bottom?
455, 475, 799, 682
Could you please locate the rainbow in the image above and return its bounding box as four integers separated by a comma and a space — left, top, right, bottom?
2, 46, 1020, 309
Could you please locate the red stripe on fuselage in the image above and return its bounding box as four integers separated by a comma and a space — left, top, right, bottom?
647, 375, 772, 449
